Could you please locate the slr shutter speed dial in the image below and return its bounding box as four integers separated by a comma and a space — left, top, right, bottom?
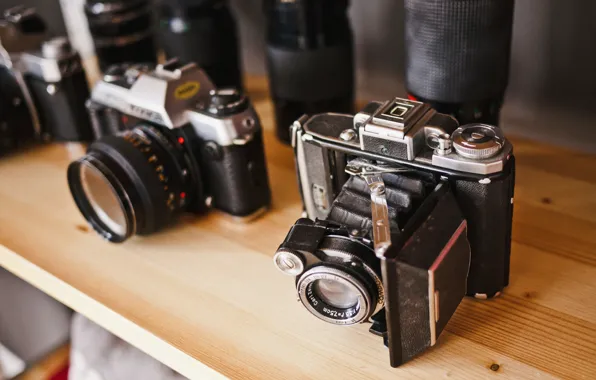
452, 124, 505, 160
206, 89, 249, 116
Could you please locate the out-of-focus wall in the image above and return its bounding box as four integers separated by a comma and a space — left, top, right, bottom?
7, 0, 596, 151
231, 0, 596, 152
2, 0, 67, 35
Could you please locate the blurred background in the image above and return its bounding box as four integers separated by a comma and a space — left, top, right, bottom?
1, 0, 594, 378
8, 0, 596, 152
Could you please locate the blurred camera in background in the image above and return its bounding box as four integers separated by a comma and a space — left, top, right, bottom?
0, 6, 93, 156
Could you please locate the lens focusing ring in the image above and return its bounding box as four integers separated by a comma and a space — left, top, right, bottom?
297, 265, 376, 325
68, 125, 196, 242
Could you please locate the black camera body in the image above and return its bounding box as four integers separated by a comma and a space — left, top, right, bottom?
68, 60, 271, 242
0, 6, 93, 155
274, 97, 515, 366
157, 0, 243, 89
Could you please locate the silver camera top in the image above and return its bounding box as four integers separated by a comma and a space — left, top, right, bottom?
359, 98, 432, 139
92, 59, 216, 129
0, 6, 47, 68
295, 97, 512, 175
19, 37, 83, 83
0, 5, 81, 83
91, 59, 261, 147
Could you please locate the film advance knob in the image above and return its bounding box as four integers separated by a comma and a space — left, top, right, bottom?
451, 124, 505, 160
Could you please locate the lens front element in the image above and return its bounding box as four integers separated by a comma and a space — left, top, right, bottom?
80, 162, 128, 237
313, 278, 359, 309
68, 155, 135, 242
297, 266, 375, 325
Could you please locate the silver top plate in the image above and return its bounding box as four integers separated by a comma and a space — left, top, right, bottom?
91, 61, 216, 129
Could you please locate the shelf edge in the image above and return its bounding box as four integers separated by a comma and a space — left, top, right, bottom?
0, 245, 227, 380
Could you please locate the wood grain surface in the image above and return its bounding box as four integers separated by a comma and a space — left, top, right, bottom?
0, 77, 595, 380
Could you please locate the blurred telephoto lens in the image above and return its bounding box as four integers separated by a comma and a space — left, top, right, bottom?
67, 125, 197, 242
157, 0, 243, 89
265, 0, 354, 144
404, 0, 515, 125
84, 0, 158, 72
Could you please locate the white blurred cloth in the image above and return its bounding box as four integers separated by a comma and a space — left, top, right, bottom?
69, 314, 187, 380
58, 0, 95, 60
0, 343, 25, 379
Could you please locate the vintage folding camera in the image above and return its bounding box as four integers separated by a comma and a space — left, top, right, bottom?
274, 97, 515, 366
67, 59, 271, 242
0, 6, 93, 155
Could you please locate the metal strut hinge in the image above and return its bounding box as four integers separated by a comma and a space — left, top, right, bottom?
345, 159, 410, 258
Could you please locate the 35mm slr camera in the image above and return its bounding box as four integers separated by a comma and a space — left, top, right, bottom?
67, 59, 271, 242
0, 6, 93, 155
274, 98, 515, 366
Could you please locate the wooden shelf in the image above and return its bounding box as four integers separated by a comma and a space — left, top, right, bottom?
1, 77, 595, 379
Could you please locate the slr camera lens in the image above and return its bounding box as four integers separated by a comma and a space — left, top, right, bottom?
67, 125, 199, 242
84, 0, 158, 72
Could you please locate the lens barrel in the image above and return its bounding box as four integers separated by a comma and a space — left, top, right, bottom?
84, 0, 158, 72
157, 0, 243, 89
294, 235, 381, 325
68, 125, 197, 242
265, 0, 354, 144
404, 0, 515, 125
